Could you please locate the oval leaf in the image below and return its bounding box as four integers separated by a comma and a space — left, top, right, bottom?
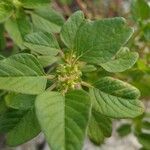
88, 109, 112, 145
35, 90, 91, 150
90, 77, 144, 118
24, 32, 60, 56
5, 93, 35, 110
32, 6, 65, 33
0, 53, 47, 94
75, 17, 133, 64
60, 11, 85, 49
5, 11, 32, 49
6, 109, 41, 146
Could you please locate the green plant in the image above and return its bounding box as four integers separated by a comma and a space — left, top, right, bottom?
0, 0, 64, 50
0, 4, 145, 150
115, 1, 150, 149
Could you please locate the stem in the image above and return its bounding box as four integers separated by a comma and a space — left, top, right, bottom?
46, 75, 55, 80
47, 82, 57, 91
81, 81, 93, 88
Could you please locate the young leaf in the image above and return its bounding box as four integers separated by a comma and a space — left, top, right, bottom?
24, 32, 60, 56
90, 77, 144, 118
88, 110, 112, 145
32, 6, 65, 33
21, 0, 50, 9
75, 17, 133, 64
60, 11, 85, 49
5, 12, 32, 49
5, 93, 35, 110
6, 109, 41, 146
0, 53, 47, 94
35, 90, 91, 150
0, 0, 14, 23
100, 47, 139, 72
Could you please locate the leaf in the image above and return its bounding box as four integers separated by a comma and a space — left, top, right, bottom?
0, 53, 47, 94
0, 24, 6, 50
24, 32, 60, 56
0, 97, 7, 114
117, 123, 131, 137
90, 77, 144, 118
143, 23, 150, 42
21, 0, 50, 9
138, 133, 150, 150
32, 6, 65, 33
0, 109, 41, 146
88, 109, 112, 145
5, 93, 35, 110
0, 110, 25, 133
0, 55, 5, 60
75, 17, 133, 64
35, 90, 91, 150
37, 55, 57, 67
5, 12, 32, 49
142, 120, 150, 130
131, 0, 150, 21
60, 11, 85, 49
100, 47, 139, 72
0, 0, 14, 23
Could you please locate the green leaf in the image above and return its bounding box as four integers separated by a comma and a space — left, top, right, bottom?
142, 120, 150, 130
24, 32, 60, 56
88, 110, 112, 145
0, 55, 5, 60
37, 55, 57, 67
0, 96, 7, 114
90, 77, 144, 118
35, 90, 91, 150
100, 47, 139, 72
0, 24, 6, 50
0, 0, 14, 23
138, 133, 150, 150
60, 11, 85, 49
5, 12, 32, 49
32, 6, 65, 33
5, 93, 35, 110
5, 109, 40, 146
143, 23, 150, 42
20, 0, 50, 9
0, 110, 25, 133
0, 53, 47, 94
117, 123, 131, 137
131, 0, 150, 21
75, 17, 133, 64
